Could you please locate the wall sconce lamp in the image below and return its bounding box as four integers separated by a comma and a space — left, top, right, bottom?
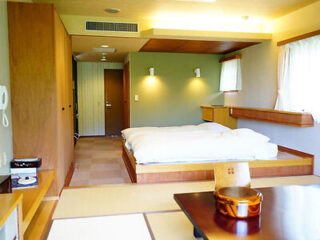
194, 68, 201, 78
149, 67, 155, 76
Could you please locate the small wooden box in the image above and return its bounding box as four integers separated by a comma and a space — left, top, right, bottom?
215, 187, 263, 219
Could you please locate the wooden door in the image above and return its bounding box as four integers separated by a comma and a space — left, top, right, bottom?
123, 63, 130, 129
104, 69, 124, 136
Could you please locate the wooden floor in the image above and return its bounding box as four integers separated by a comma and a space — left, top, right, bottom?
70, 137, 131, 186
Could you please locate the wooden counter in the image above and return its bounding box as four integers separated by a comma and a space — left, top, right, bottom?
0, 193, 23, 235
13, 170, 54, 233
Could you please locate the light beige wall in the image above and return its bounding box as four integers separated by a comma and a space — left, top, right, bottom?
224, 1, 320, 175
225, 1, 320, 108
77, 62, 123, 136
272, 1, 320, 42
0, 0, 13, 175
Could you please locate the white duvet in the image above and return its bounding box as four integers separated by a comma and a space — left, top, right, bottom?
122, 123, 278, 164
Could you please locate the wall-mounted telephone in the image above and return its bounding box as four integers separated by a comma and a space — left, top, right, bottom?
0, 86, 9, 128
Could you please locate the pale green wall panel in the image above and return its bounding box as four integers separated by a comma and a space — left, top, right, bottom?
129, 52, 223, 127
77, 62, 123, 136
0, 1, 13, 175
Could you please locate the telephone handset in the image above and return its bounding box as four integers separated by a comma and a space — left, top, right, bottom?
0, 85, 9, 127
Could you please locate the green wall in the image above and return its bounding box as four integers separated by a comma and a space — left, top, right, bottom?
129, 52, 224, 127
0, 1, 13, 175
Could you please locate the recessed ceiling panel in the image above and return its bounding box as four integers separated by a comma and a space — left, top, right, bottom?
139, 39, 259, 54
72, 35, 148, 62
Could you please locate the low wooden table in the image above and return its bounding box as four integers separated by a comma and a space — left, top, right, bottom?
174, 185, 320, 240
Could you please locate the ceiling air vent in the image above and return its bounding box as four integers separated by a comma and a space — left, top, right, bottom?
85, 21, 138, 32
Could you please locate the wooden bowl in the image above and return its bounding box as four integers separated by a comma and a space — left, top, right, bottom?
215, 187, 263, 218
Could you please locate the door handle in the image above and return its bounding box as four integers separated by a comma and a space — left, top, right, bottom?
106, 103, 112, 107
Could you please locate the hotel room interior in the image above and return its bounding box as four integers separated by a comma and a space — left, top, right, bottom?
1, 0, 320, 239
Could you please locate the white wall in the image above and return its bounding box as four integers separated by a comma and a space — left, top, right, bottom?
77, 62, 123, 136
225, 1, 320, 175
0, 1, 13, 175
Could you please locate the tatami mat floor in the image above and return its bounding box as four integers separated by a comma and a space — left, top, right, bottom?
69, 137, 131, 186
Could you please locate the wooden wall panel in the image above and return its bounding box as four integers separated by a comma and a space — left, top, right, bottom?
54, 10, 74, 192
8, 2, 58, 195
77, 62, 123, 136
8, 2, 74, 196
140, 39, 259, 54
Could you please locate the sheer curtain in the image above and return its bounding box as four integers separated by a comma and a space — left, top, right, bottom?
275, 35, 320, 123
220, 59, 242, 91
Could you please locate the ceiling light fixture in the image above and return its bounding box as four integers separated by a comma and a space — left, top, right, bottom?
101, 44, 109, 48
105, 8, 120, 14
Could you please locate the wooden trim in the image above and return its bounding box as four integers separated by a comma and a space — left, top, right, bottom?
122, 143, 137, 183
219, 55, 241, 63
230, 107, 314, 127
79, 135, 106, 138
63, 162, 75, 187
137, 165, 313, 183
143, 213, 156, 240
277, 29, 320, 46
278, 145, 314, 158
24, 200, 58, 240
224, 90, 239, 93
122, 141, 314, 184
17, 200, 23, 240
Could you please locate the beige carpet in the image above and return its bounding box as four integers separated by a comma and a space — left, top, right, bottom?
70, 137, 131, 186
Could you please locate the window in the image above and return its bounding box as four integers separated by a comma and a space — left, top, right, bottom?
275, 35, 320, 123
219, 57, 242, 92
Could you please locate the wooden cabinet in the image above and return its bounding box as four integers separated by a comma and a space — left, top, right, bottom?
8, 2, 74, 196
200, 105, 237, 129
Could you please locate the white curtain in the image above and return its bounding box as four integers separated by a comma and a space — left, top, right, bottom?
220, 58, 242, 91
275, 35, 320, 123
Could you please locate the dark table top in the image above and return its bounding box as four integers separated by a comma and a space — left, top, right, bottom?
174, 184, 320, 240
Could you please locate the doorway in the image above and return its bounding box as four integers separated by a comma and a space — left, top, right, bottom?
104, 69, 124, 136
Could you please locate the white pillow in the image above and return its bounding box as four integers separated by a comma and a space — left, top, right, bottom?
198, 122, 231, 132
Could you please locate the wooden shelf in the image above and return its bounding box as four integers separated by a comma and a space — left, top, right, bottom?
24, 200, 57, 240
13, 170, 55, 233
230, 107, 314, 127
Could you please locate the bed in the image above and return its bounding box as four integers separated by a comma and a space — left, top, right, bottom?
122, 123, 314, 184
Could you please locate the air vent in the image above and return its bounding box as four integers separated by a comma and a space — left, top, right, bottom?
86, 21, 138, 32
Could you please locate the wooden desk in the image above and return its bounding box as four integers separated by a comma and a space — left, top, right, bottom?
174, 185, 320, 240
13, 170, 54, 233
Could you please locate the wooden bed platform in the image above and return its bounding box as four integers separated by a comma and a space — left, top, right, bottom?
122, 142, 314, 184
